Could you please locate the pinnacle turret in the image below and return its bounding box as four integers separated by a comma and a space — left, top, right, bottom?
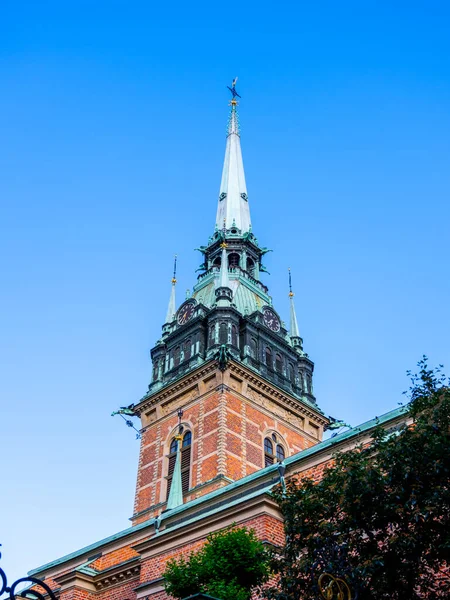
164, 255, 177, 324
288, 269, 303, 351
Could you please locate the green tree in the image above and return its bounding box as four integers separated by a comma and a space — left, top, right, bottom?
163, 525, 271, 600
267, 358, 450, 600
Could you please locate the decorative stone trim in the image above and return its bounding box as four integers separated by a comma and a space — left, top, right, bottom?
94, 561, 140, 591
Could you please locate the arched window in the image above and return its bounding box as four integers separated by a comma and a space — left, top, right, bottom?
209, 325, 215, 344
231, 325, 238, 346
173, 346, 180, 367
264, 438, 274, 467
305, 373, 312, 393
166, 430, 192, 499
219, 322, 228, 344
246, 257, 255, 276
228, 253, 240, 269
249, 337, 257, 358
213, 256, 221, 268
184, 339, 191, 361
166, 437, 179, 498
264, 435, 286, 466
276, 444, 285, 462
265, 347, 272, 369
288, 363, 295, 384
275, 353, 282, 373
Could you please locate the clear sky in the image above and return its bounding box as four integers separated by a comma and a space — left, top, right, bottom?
1, 0, 449, 584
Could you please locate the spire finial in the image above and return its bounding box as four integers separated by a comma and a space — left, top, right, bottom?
164, 254, 177, 325
288, 267, 294, 298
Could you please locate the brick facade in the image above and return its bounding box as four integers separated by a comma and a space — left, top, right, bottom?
132, 360, 325, 525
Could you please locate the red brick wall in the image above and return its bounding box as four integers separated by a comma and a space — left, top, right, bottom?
96, 577, 138, 600
88, 546, 140, 570
133, 385, 318, 523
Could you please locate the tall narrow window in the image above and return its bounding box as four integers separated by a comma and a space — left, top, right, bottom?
173, 346, 181, 367
152, 360, 159, 381
184, 339, 191, 361
249, 337, 257, 358
219, 322, 228, 344
264, 438, 274, 466
276, 444, 285, 462
231, 325, 238, 347
288, 363, 295, 384
275, 353, 282, 374
265, 347, 272, 369
246, 257, 255, 276
166, 431, 192, 499
166, 437, 179, 499
181, 431, 192, 495
228, 253, 240, 269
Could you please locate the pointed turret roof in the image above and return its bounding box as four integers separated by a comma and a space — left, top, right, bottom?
164, 256, 177, 324
288, 269, 301, 341
218, 244, 230, 289
215, 85, 251, 233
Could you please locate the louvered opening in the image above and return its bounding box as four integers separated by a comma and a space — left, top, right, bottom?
166, 432, 192, 501
181, 443, 191, 495
264, 453, 274, 467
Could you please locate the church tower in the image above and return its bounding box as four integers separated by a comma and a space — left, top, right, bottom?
131, 84, 328, 525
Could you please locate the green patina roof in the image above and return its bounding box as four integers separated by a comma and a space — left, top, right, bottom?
192, 271, 271, 315
29, 404, 408, 577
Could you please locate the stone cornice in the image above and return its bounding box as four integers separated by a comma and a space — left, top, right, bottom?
228, 361, 328, 427
53, 558, 141, 593
134, 360, 218, 416
93, 558, 140, 591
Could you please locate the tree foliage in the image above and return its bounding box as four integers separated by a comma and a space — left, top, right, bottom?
163, 525, 270, 600
267, 358, 450, 600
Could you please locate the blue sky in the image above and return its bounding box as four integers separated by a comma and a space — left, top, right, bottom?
1, 0, 449, 584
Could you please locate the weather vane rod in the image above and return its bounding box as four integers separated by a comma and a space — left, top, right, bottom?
227, 77, 241, 100
172, 254, 178, 284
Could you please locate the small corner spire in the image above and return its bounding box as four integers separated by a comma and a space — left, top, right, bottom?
165, 255, 177, 324
215, 221, 233, 304
166, 408, 184, 510
288, 268, 301, 343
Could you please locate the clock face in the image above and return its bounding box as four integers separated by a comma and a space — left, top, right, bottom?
177, 301, 196, 326
263, 308, 281, 332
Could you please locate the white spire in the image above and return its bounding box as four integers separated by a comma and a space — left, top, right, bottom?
289, 269, 300, 338
164, 256, 177, 324
215, 88, 251, 233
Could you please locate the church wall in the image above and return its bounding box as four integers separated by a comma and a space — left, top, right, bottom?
132, 378, 321, 525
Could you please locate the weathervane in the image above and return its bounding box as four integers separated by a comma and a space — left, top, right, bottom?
227, 77, 241, 102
